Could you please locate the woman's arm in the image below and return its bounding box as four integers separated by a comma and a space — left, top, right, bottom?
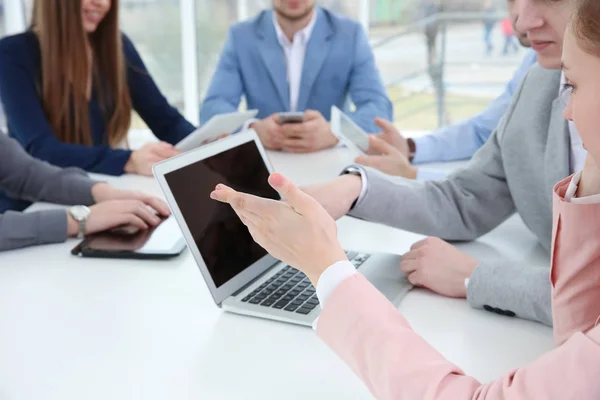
317, 273, 600, 400
0, 209, 70, 251
0, 134, 96, 206
122, 34, 196, 144
0, 39, 132, 175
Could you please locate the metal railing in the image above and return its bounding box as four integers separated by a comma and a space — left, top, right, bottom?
373, 11, 512, 128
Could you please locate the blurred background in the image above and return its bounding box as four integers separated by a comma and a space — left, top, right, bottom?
0, 0, 520, 131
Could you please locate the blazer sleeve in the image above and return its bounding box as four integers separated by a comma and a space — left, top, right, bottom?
317, 274, 600, 400
345, 25, 393, 133
123, 34, 196, 144
199, 29, 245, 124
0, 134, 96, 206
0, 45, 132, 175
0, 209, 71, 251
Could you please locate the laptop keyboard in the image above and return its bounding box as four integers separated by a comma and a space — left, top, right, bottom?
240, 251, 371, 315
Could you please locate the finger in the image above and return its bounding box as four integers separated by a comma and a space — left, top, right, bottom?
282, 137, 311, 150
410, 238, 429, 250
374, 118, 398, 135
122, 214, 150, 231
399, 260, 419, 275
303, 109, 322, 120
355, 155, 384, 169
368, 135, 397, 155
268, 173, 314, 214
152, 142, 180, 158
130, 203, 162, 226
143, 196, 171, 216
281, 124, 305, 138
407, 271, 423, 287
210, 187, 276, 220
401, 249, 421, 262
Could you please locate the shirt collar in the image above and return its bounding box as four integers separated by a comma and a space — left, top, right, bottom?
273, 9, 318, 47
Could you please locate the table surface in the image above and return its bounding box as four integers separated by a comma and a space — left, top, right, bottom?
0, 146, 554, 400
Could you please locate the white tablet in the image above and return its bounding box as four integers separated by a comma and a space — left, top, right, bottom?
176, 110, 259, 152
330, 106, 370, 155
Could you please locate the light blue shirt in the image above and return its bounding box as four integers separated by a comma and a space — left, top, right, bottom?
413, 50, 538, 180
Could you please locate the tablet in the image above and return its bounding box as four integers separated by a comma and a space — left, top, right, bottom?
71, 216, 186, 259
176, 110, 259, 152
330, 106, 370, 155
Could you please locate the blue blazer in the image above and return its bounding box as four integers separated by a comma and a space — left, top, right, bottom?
200, 8, 392, 133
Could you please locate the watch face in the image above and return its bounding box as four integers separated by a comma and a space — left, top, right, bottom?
70, 205, 91, 221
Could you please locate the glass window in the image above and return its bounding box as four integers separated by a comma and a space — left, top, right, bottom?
371, 0, 521, 131
120, 0, 184, 129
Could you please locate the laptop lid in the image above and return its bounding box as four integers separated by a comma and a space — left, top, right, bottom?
153, 130, 281, 306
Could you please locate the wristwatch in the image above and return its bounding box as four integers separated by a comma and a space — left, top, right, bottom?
341, 166, 363, 210
68, 205, 91, 239
407, 138, 416, 162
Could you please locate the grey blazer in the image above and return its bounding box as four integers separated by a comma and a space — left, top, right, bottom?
349, 65, 568, 326
0, 134, 96, 251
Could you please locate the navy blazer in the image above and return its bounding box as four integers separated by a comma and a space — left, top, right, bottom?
200, 8, 392, 132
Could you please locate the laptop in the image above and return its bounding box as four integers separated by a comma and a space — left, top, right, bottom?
153, 130, 412, 327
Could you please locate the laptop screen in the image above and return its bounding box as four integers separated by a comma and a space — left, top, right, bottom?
164, 141, 279, 288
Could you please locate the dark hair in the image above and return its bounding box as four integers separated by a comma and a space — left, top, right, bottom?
571, 0, 600, 56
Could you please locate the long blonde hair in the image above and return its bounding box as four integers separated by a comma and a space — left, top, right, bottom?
32, 0, 132, 147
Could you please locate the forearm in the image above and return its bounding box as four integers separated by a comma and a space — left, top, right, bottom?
318, 274, 600, 400
0, 209, 69, 252
0, 135, 98, 205
467, 261, 553, 326
412, 120, 485, 164
349, 166, 515, 241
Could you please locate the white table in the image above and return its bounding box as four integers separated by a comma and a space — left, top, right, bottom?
0, 147, 554, 400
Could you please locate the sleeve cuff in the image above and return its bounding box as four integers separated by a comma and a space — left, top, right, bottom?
242, 118, 260, 132
316, 260, 358, 307
312, 260, 357, 331
411, 135, 437, 164
341, 166, 368, 210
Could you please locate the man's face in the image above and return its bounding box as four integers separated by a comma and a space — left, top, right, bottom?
272, 0, 315, 22
507, 0, 531, 47
515, 0, 574, 69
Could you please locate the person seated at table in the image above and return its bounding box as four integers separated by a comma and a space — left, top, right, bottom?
199, 0, 392, 153
0, 0, 195, 184
357, 0, 537, 180
214, 0, 584, 329
0, 133, 169, 252
210, 1, 600, 393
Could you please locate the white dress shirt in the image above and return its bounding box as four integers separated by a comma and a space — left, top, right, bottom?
242, 12, 317, 131
273, 12, 317, 112
315, 76, 589, 308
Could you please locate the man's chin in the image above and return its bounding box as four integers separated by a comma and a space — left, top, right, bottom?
274, 5, 314, 22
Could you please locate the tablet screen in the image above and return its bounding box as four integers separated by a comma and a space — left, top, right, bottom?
164, 140, 279, 288
77, 216, 186, 256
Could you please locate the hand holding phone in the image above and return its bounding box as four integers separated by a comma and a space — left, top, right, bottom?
277, 112, 305, 125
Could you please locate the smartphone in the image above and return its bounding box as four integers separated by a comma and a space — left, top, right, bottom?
277, 112, 305, 124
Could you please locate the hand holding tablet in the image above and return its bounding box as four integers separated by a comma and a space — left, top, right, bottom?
176, 110, 259, 152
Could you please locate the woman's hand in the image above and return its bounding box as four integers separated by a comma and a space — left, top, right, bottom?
210, 173, 348, 285
67, 200, 166, 237
91, 183, 171, 216
124, 142, 180, 176
577, 155, 600, 198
